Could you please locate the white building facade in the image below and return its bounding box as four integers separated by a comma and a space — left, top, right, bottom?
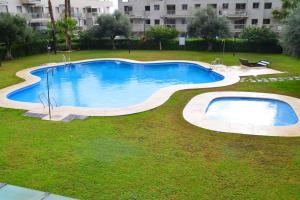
0, 0, 113, 30
118, 0, 283, 36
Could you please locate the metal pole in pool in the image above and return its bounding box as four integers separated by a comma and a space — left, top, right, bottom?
46, 69, 52, 120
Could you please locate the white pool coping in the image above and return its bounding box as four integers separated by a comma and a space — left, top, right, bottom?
183, 92, 300, 137
0, 58, 240, 119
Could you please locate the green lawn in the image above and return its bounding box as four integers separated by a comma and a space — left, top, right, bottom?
0, 50, 300, 199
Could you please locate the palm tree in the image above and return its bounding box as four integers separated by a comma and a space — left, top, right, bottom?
64, 0, 72, 51
48, 0, 57, 53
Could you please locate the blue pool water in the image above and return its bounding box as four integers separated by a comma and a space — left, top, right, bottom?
205, 97, 299, 126
8, 60, 223, 108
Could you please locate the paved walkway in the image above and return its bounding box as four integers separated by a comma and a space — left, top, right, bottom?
240, 75, 300, 83
0, 183, 76, 200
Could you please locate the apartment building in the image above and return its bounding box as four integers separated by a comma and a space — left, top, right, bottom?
118, 0, 283, 36
0, 0, 113, 30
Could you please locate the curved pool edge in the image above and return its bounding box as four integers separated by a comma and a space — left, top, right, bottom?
183, 92, 300, 137
0, 58, 240, 117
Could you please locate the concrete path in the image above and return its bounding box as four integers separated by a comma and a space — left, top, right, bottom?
240, 75, 300, 83
0, 183, 76, 200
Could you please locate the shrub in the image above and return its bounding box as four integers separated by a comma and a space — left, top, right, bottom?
282, 6, 300, 57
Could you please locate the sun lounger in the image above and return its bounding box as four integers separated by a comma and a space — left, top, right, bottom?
239, 58, 270, 67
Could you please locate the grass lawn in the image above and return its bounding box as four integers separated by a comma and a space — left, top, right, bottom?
0, 50, 300, 199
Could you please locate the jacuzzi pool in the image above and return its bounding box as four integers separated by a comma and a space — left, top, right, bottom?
183, 92, 300, 137
205, 97, 299, 126
7, 60, 224, 108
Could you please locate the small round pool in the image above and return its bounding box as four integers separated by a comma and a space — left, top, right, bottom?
205, 97, 298, 126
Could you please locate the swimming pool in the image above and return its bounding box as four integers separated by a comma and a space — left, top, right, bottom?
7, 60, 224, 109
205, 97, 299, 126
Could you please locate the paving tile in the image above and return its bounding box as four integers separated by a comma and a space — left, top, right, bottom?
0, 185, 45, 200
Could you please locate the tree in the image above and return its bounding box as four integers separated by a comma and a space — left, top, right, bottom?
187, 8, 230, 50
63, 0, 72, 50
94, 11, 131, 49
56, 18, 77, 46
272, 0, 300, 20
282, 6, 300, 57
240, 27, 278, 43
145, 26, 178, 50
0, 13, 32, 59
48, 0, 57, 53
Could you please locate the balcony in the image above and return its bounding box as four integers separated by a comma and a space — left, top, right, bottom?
21, 0, 41, 5
233, 24, 245, 30
22, 12, 49, 23
167, 10, 176, 15
222, 9, 248, 18
124, 11, 133, 16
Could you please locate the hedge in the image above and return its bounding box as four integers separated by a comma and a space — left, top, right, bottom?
0, 41, 48, 59
0, 38, 282, 61
78, 38, 283, 53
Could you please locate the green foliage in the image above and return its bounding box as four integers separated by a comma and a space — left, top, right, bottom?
0, 13, 33, 59
145, 26, 178, 50
240, 26, 278, 43
94, 11, 131, 49
56, 18, 77, 41
188, 8, 230, 40
272, 0, 300, 20
282, 6, 300, 57
77, 38, 282, 53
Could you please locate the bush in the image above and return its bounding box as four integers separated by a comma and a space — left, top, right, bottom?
240, 26, 278, 43
282, 6, 300, 57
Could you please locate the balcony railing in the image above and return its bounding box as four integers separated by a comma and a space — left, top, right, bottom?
165, 24, 176, 28
234, 24, 245, 30
21, 0, 41, 5
167, 10, 176, 15
223, 9, 248, 17
125, 11, 133, 15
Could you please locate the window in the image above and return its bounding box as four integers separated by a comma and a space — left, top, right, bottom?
222, 3, 229, 9
181, 18, 186, 24
236, 3, 246, 10
234, 19, 246, 29
263, 18, 271, 24
166, 5, 176, 15
0, 5, 8, 13
154, 19, 160, 25
207, 4, 217, 9
145, 6, 150, 11
145, 19, 150, 24
195, 4, 201, 8
55, 7, 59, 13
130, 19, 133, 24
124, 6, 132, 15
182, 4, 188, 10
154, 5, 160, 10
251, 19, 258, 24
16, 6, 22, 13
253, 2, 259, 9
264, 3, 272, 9
166, 18, 176, 27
